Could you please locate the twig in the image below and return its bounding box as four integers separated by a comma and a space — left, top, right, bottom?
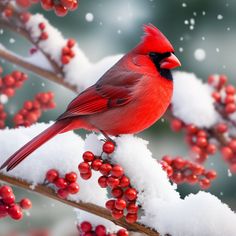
0, 173, 160, 236
0, 3, 62, 75
0, 48, 77, 93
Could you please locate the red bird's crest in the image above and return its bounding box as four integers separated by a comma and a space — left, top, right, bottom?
137, 24, 174, 54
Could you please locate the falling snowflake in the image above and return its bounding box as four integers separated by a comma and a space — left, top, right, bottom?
85, 13, 94, 22
194, 48, 206, 61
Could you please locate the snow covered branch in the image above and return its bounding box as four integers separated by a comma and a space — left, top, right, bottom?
0, 173, 159, 236
0, 48, 77, 93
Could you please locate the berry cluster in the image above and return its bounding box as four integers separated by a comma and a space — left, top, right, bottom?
13, 91, 55, 127
0, 185, 32, 220
0, 69, 28, 97
161, 155, 217, 189
208, 74, 236, 115
61, 39, 76, 65
38, 22, 49, 41
0, 103, 6, 129
78, 141, 139, 223
171, 119, 217, 163
45, 169, 80, 199
77, 221, 129, 236
40, 0, 78, 16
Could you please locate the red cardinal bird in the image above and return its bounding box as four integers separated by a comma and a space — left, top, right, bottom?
1, 24, 181, 171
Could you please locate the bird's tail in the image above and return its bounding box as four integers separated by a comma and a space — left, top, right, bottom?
0, 120, 69, 171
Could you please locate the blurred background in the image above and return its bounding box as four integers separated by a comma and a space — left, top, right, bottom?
0, 0, 236, 235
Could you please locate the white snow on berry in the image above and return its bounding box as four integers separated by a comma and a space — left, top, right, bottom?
172, 71, 219, 127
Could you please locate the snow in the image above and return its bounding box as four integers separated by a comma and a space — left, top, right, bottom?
0, 125, 236, 235
172, 71, 219, 127
85, 13, 94, 22
217, 14, 223, 20
0, 94, 8, 104
194, 48, 206, 61
24, 14, 122, 92
0, 123, 107, 206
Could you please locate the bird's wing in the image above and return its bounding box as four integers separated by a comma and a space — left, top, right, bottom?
57, 71, 142, 120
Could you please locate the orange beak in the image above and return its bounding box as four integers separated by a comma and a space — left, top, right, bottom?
160, 53, 181, 70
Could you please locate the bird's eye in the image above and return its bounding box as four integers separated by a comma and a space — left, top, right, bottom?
149, 52, 158, 58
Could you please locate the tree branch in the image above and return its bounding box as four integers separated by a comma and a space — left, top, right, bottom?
0, 48, 77, 93
0, 3, 62, 76
0, 173, 160, 236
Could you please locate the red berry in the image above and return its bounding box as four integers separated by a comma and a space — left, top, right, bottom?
205, 170, 217, 180
54, 4, 68, 17
221, 147, 233, 160
78, 162, 90, 174
105, 200, 115, 210
80, 171, 92, 180
111, 208, 123, 219
162, 155, 172, 165
100, 163, 112, 176
111, 165, 124, 178
95, 225, 106, 236
107, 176, 120, 188
91, 159, 103, 171
57, 189, 69, 199
186, 174, 198, 184
61, 55, 70, 64
54, 178, 68, 189
171, 119, 183, 132
111, 187, 123, 198
67, 39, 76, 48
65, 172, 77, 183
199, 178, 211, 189
67, 182, 80, 194
46, 169, 59, 182
20, 12, 31, 23
225, 85, 235, 95
225, 103, 236, 114
229, 140, 236, 152
41, 0, 54, 10
61, 0, 74, 8
40, 32, 48, 40
103, 141, 115, 154
98, 176, 108, 188
124, 188, 137, 201
115, 198, 127, 210
206, 143, 217, 155
3, 75, 15, 86
80, 221, 92, 233
125, 213, 138, 223
83, 151, 95, 162
119, 176, 130, 188
8, 204, 23, 220
196, 137, 208, 148
19, 198, 32, 209
39, 22, 46, 30
186, 124, 198, 134
173, 157, 186, 169
117, 229, 129, 236
0, 204, 8, 218
0, 185, 13, 198
127, 203, 138, 214
3, 194, 15, 205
